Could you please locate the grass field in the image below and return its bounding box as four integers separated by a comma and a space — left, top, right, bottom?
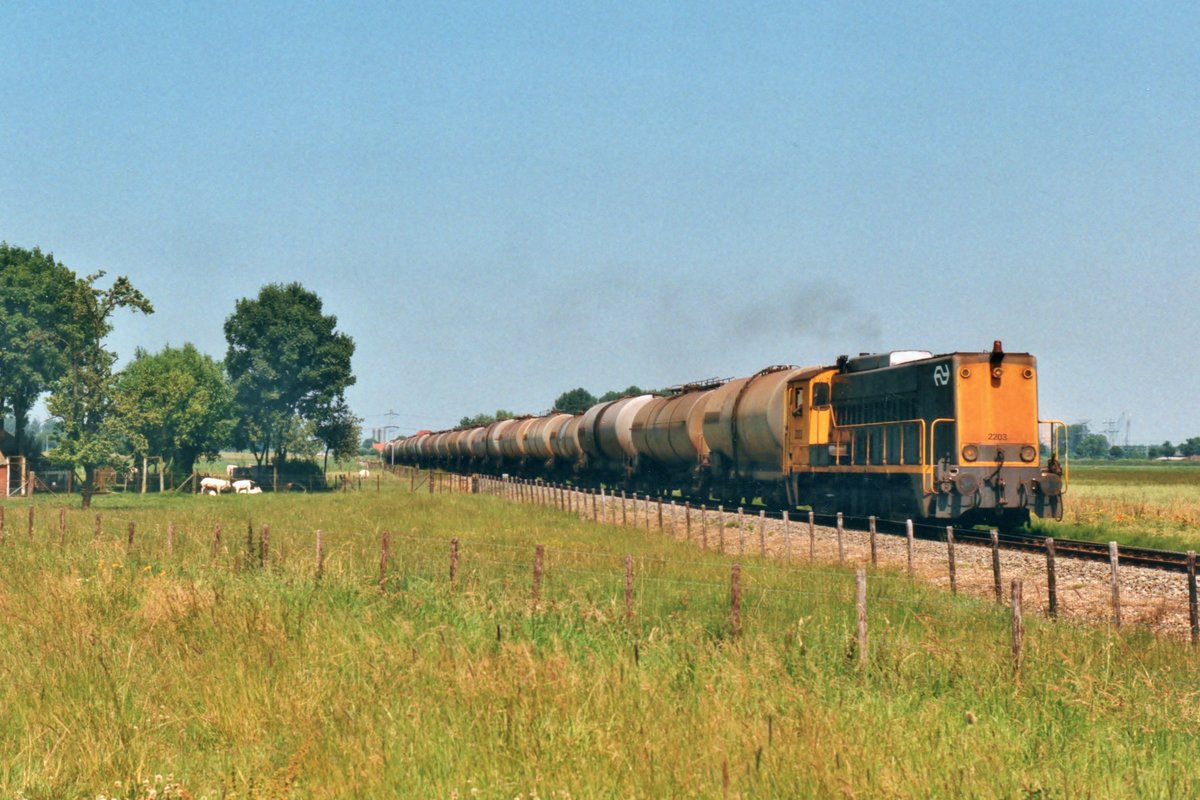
3, 476, 1200, 798
1033, 461, 1200, 551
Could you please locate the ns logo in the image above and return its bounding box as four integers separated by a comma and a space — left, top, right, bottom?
933, 364, 951, 387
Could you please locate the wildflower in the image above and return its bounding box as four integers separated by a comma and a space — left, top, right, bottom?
143, 565, 152, 572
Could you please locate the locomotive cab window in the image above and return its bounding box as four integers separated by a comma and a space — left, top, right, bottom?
793, 389, 803, 417
812, 382, 830, 408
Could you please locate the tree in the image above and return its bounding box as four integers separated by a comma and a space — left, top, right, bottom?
1109, 445, 1125, 459
1076, 433, 1110, 459
1180, 437, 1200, 458
458, 410, 515, 427
0, 244, 81, 459
112, 343, 235, 477
224, 283, 355, 466
47, 273, 154, 508
315, 398, 362, 473
1066, 423, 1091, 458
553, 387, 597, 415
598, 385, 646, 403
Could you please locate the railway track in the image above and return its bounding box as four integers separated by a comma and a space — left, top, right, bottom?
470, 473, 1196, 576
625, 487, 1197, 575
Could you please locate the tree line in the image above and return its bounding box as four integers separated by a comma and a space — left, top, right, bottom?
0, 243, 358, 506
456, 385, 649, 427
1065, 422, 1200, 460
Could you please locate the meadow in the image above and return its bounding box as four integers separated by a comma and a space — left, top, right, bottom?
1034, 462, 1200, 551
3, 475, 1200, 798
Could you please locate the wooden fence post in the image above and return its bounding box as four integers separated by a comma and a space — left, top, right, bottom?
782, 510, 791, 559
685, 502, 692, 541
1188, 551, 1198, 647
758, 510, 766, 557
991, 529, 1002, 603
809, 510, 815, 561
718, 505, 726, 553
621, 491, 627, 526
624, 554, 634, 622
94, 512, 102, 542
591, 490, 597, 522
532, 544, 545, 609
1046, 537, 1057, 618
701, 505, 709, 549
27, 505, 34, 541
1109, 541, 1121, 628
315, 529, 325, 582
127, 521, 135, 552
379, 531, 390, 590
246, 519, 255, 561
730, 563, 742, 637
260, 524, 269, 568
212, 523, 221, 559
836, 512, 844, 564
946, 526, 957, 595
59, 507, 66, 547
450, 537, 459, 586
1011, 579, 1024, 677
737, 507, 745, 556
856, 569, 868, 668
906, 519, 914, 577
868, 516, 877, 566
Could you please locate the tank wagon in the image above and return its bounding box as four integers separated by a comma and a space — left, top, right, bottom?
384, 342, 1067, 529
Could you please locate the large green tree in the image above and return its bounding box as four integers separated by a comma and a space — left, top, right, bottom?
47, 273, 154, 508
553, 387, 597, 415
598, 385, 646, 403
0, 244, 81, 458
315, 397, 362, 472
113, 343, 235, 477
224, 283, 355, 466
458, 410, 515, 427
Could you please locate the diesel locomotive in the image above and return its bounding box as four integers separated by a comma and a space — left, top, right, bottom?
384, 342, 1067, 529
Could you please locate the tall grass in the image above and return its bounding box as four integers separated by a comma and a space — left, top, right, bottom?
1034, 463, 1200, 550
2, 477, 1200, 798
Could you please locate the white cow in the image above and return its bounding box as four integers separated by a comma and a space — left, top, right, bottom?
200, 476, 232, 494
225, 464, 240, 477
358, 469, 370, 478
232, 479, 258, 494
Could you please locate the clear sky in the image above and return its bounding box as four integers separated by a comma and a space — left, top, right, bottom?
2, 2, 1197, 443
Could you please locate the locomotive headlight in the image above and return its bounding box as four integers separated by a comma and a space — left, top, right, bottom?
1020, 445, 1037, 463
962, 444, 979, 462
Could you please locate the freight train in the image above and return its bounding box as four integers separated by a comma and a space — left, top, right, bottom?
384, 342, 1067, 530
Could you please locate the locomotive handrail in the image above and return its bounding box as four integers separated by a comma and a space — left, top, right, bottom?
1039, 419, 1069, 494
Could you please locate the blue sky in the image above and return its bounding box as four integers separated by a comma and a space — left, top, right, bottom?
2, 2, 1197, 443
